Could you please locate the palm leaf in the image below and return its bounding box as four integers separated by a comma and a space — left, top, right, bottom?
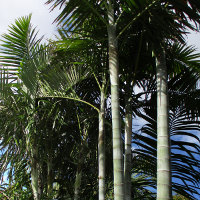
134, 104, 200, 199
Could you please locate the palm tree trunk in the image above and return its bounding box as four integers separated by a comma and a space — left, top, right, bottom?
124, 96, 132, 200
156, 50, 172, 200
107, 2, 124, 200
98, 86, 106, 200
74, 169, 82, 200
47, 153, 53, 198
25, 125, 40, 200
31, 146, 39, 200
46, 131, 53, 198
74, 125, 88, 200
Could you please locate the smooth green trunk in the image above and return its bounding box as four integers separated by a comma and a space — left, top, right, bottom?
124, 97, 132, 200
156, 50, 172, 200
98, 88, 106, 200
107, 2, 124, 200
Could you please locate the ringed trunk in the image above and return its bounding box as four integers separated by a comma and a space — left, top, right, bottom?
156, 50, 172, 200
107, 2, 124, 200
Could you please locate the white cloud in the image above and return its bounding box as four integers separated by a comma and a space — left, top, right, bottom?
0, 0, 61, 41
186, 31, 200, 51
0, 1, 200, 50
0, 1, 200, 46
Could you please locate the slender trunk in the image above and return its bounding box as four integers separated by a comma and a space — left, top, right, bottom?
74, 125, 87, 200
25, 128, 40, 200
156, 50, 172, 200
47, 131, 53, 199
47, 153, 53, 198
31, 146, 39, 200
74, 169, 82, 200
38, 162, 44, 200
107, 2, 124, 200
98, 86, 106, 200
31, 101, 40, 200
124, 96, 132, 200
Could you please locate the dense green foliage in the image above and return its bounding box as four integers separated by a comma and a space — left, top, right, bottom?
0, 1, 200, 199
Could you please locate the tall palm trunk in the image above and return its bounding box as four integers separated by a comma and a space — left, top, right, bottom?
98, 84, 106, 200
107, 2, 124, 200
156, 50, 172, 200
124, 95, 132, 200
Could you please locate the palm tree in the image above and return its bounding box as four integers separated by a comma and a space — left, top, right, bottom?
141, 1, 200, 198
1, 1, 200, 199
0, 14, 110, 198
133, 43, 200, 200
119, 1, 200, 197
45, 1, 162, 199
0, 15, 52, 200
42, 30, 110, 199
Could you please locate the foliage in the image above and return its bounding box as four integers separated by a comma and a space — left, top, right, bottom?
173, 194, 190, 200
0, 0, 200, 199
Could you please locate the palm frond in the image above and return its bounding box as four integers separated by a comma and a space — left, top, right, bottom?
134, 106, 200, 199
0, 14, 42, 68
